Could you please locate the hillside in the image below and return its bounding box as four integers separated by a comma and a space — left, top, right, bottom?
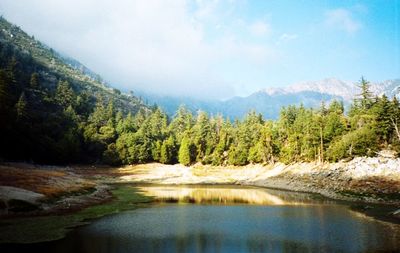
0, 17, 147, 114
0, 17, 149, 164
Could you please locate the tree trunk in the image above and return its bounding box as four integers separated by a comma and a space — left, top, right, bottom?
391, 117, 400, 141
320, 125, 324, 164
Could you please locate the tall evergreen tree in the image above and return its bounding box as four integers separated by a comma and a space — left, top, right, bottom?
160, 136, 177, 164
55, 80, 75, 108
356, 76, 374, 111
178, 135, 195, 166
15, 92, 28, 121
29, 72, 39, 89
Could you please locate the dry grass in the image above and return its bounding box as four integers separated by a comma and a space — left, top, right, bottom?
0, 164, 95, 197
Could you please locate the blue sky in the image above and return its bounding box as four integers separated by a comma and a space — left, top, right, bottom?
0, 0, 399, 98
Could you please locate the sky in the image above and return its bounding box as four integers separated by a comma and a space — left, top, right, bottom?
0, 0, 399, 99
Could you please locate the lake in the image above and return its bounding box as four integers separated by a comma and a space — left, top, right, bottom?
3, 185, 400, 252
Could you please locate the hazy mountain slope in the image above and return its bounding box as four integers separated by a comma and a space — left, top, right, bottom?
137, 91, 220, 117
221, 91, 341, 119
0, 17, 148, 115
0, 17, 150, 163
143, 78, 400, 119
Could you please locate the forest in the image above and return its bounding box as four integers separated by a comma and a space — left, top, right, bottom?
1, 16, 400, 166
1, 44, 399, 166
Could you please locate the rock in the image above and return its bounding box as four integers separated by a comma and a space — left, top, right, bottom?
378, 150, 397, 159
0, 186, 45, 205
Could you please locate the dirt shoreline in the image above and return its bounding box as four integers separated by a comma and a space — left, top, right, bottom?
119, 158, 400, 205
1, 156, 400, 217
1, 158, 400, 243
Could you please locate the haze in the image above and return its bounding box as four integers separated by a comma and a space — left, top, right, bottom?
0, 0, 399, 99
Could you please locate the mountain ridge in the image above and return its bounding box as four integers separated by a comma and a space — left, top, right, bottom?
261, 78, 400, 101
141, 77, 400, 119
0, 17, 148, 115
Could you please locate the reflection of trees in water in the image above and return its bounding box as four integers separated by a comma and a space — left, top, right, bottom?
138, 185, 322, 205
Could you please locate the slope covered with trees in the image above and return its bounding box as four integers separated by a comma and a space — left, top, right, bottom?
1, 17, 399, 166
0, 17, 149, 164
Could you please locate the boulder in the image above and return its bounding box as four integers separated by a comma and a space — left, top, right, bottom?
0, 186, 45, 213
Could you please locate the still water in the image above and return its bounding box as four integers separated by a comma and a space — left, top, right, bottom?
8, 185, 400, 252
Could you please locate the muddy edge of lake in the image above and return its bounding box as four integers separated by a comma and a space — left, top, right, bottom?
1, 156, 400, 218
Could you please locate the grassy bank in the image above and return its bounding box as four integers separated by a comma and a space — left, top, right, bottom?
0, 185, 154, 244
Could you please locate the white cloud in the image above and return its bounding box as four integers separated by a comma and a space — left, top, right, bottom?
324, 8, 361, 34
249, 21, 271, 37
0, 0, 278, 99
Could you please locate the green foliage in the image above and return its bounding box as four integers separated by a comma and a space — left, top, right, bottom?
228, 143, 248, 165
357, 76, 374, 111
178, 135, 196, 166
193, 111, 212, 161
160, 136, 177, 164
0, 16, 148, 164
0, 17, 398, 167
169, 105, 193, 143
327, 126, 378, 161
248, 122, 277, 164
152, 140, 162, 162
15, 92, 28, 121
29, 72, 39, 89
2, 73, 398, 166
55, 80, 76, 108
103, 143, 121, 165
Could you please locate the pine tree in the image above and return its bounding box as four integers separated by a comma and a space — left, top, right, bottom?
30, 72, 39, 89
15, 92, 28, 121
357, 76, 373, 111
372, 95, 393, 144
55, 80, 75, 108
211, 117, 232, 165
152, 140, 163, 162
178, 135, 195, 166
390, 97, 400, 143
160, 136, 177, 164
133, 108, 148, 129
193, 110, 211, 161
169, 105, 193, 143
0, 70, 12, 118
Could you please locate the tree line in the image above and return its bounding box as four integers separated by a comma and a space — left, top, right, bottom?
1, 40, 399, 165
106, 78, 400, 166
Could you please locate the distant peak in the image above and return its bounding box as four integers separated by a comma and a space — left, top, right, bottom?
256, 78, 400, 101
260, 87, 286, 96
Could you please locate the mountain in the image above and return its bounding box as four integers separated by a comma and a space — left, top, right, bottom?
0, 17, 149, 163
262, 78, 400, 102
143, 78, 400, 119
0, 17, 148, 115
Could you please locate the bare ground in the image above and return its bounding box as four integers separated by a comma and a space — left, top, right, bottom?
1, 157, 399, 217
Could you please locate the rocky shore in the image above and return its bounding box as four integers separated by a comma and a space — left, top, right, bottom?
250, 157, 400, 204
120, 157, 400, 205
1, 156, 399, 217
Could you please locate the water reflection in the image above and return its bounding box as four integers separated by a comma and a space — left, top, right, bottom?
137, 185, 325, 205
53, 204, 400, 253
2, 185, 400, 253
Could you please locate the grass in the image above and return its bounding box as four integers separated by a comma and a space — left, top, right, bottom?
0, 185, 154, 244
0, 165, 96, 197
